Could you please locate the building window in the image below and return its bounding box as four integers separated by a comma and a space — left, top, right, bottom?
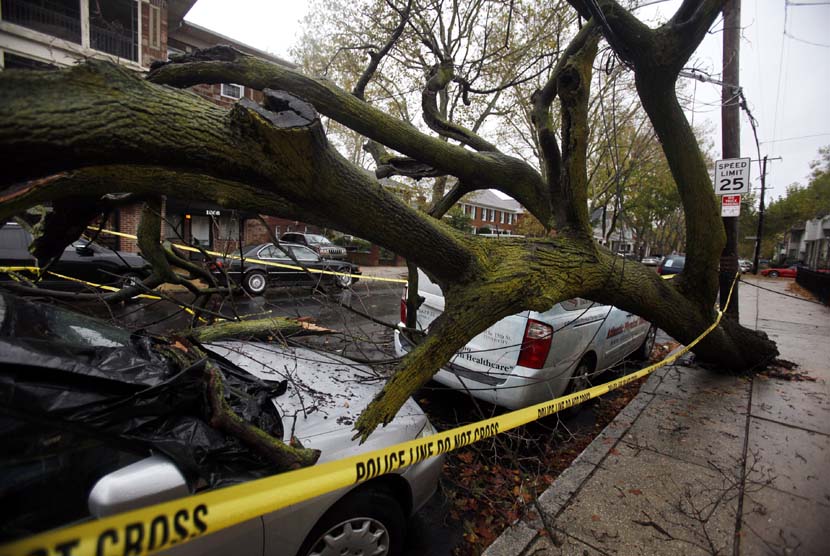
148, 4, 161, 49
89, 0, 139, 62
500, 212, 505, 224
220, 83, 244, 99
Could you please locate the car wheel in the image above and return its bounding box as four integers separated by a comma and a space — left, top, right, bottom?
768, 270, 779, 278
299, 489, 405, 556
119, 272, 143, 302
120, 272, 142, 288
243, 270, 268, 295
561, 356, 595, 418
334, 269, 354, 289
634, 325, 657, 361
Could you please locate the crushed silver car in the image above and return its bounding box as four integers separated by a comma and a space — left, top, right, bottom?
0, 294, 442, 556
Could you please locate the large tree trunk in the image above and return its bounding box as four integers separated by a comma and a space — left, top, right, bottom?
0, 0, 779, 439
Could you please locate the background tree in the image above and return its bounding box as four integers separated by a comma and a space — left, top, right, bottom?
0, 0, 779, 446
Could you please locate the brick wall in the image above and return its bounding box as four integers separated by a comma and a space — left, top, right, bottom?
244, 219, 272, 245
141, 1, 168, 69
118, 204, 142, 252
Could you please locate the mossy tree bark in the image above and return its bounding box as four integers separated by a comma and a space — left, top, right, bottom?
0, 0, 778, 440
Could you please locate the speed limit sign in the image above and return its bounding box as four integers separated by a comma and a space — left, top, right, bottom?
714, 157, 751, 195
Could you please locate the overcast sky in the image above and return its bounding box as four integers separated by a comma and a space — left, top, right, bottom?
186, 0, 830, 200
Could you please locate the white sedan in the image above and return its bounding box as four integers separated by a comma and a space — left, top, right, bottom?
395, 270, 656, 410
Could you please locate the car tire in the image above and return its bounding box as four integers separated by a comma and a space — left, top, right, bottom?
298, 489, 405, 556
243, 270, 268, 295
334, 269, 354, 289
634, 325, 657, 361
119, 272, 143, 302
560, 356, 595, 418
768, 270, 779, 278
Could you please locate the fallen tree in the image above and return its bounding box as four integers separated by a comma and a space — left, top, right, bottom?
0, 0, 777, 443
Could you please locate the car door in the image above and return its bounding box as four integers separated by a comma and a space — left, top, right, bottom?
255, 244, 297, 284
52, 242, 114, 285
286, 245, 325, 285
596, 307, 650, 368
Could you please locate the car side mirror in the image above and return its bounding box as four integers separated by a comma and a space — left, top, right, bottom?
88, 455, 189, 518
75, 245, 94, 256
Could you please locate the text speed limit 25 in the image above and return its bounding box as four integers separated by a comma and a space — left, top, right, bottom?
714, 157, 751, 195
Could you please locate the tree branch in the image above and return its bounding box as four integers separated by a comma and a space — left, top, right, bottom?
352, 0, 412, 100
420, 60, 498, 152
147, 47, 552, 221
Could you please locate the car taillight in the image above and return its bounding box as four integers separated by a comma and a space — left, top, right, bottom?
400, 287, 408, 324
209, 260, 223, 271
517, 319, 553, 369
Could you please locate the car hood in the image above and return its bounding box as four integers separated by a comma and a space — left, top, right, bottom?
205, 341, 427, 463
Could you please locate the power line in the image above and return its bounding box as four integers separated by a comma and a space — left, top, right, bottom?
760, 133, 830, 144
784, 31, 830, 48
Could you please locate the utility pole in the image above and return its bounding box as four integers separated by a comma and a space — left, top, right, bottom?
720, 0, 741, 316
751, 156, 782, 273
752, 156, 767, 274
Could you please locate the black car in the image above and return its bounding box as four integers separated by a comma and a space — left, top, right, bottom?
0, 223, 151, 289
280, 232, 347, 260
210, 242, 361, 295
657, 254, 686, 276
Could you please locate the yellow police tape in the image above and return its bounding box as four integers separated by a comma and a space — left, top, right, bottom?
0, 273, 739, 556
87, 227, 407, 284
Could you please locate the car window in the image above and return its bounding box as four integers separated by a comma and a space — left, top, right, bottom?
288, 245, 320, 262
0, 227, 30, 251
560, 298, 598, 311
306, 234, 331, 245
257, 245, 288, 259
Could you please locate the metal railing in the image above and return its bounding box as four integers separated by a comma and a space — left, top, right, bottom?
90, 18, 137, 61
1, 0, 82, 44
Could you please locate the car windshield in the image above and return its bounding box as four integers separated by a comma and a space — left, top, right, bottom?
0, 293, 130, 350
306, 234, 331, 245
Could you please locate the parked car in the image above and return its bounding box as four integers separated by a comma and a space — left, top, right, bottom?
0, 293, 442, 555
394, 270, 656, 410
738, 259, 753, 273
760, 265, 799, 278
641, 256, 660, 266
656, 254, 686, 276
210, 242, 361, 295
280, 233, 347, 260
0, 222, 150, 289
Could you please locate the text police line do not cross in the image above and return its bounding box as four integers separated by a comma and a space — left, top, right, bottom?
714, 157, 751, 196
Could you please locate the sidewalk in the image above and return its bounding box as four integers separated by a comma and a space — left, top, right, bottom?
484, 276, 830, 556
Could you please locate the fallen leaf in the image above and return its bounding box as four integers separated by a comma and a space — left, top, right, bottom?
628, 488, 643, 495
591, 514, 601, 521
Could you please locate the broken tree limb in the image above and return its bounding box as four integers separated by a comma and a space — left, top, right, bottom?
191, 316, 335, 344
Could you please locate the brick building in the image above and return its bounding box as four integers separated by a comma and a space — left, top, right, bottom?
1, 0, 305, 254
457, 190, 525, 235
